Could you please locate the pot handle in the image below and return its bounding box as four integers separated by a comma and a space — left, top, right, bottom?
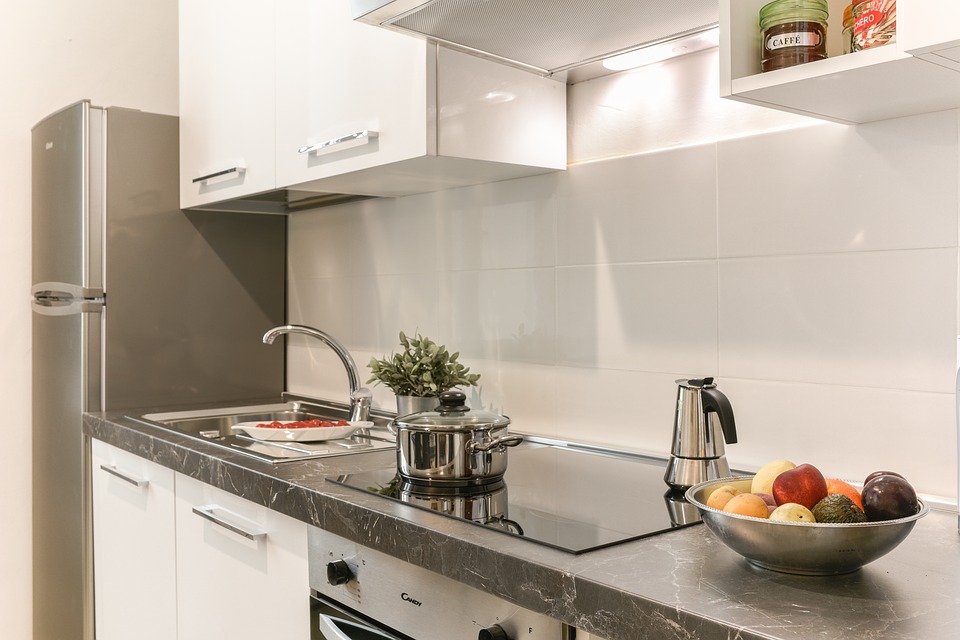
484, 515, 525, 536
466, 434, 524, 453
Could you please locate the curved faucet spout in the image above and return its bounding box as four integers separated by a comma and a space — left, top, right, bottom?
262, 324, 370, 422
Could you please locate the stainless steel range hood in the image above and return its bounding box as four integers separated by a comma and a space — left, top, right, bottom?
352, 0, 719, 80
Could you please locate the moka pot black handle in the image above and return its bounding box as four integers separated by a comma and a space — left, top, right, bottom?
701, 387, 737, 445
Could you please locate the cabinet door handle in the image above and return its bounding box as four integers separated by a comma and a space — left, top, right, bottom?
297, 130, 379, 155
192, 505, 266, 541
192, 164, 247, 184
99, 464, 148, 488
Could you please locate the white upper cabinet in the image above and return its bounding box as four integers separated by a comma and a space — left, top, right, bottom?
179, 0, 277, 209
274, 0, 429, 189
180, 0, 565, 210
721, 0, 960, 123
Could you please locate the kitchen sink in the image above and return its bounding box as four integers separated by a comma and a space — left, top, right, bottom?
133, 396, 397, 463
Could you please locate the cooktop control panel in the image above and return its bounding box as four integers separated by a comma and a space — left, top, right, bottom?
308, 526, 564, 640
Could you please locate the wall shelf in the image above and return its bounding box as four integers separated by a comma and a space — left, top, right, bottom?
721, 0, 960, 123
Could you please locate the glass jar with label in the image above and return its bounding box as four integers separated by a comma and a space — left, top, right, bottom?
842, 4, 855, 54
759, 0, 829, 72
852, 0, 896, 51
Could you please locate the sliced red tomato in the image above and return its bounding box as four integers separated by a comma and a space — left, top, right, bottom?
254, 419, 350, 429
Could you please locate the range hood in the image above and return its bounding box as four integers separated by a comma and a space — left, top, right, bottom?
352, 0, 720, 80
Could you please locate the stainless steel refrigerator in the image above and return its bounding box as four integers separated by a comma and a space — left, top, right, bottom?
31, 101, 286, 640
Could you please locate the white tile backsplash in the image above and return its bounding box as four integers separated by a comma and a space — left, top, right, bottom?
718, 110, 959, 258
439, 268, 557, 365
722, 378, 956, 498
556, 262, 719, 373
551, 368, 683, 454
436, 172, 558, 271
719, 249, 958, 393
287, 102, 960, 500
556, 144, 719, 265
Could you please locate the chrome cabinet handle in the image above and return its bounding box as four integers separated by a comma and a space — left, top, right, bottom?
192, 165, 246, 184
99, 464, 148, 488
192, 505, 266, 541
297, 130, 378, 155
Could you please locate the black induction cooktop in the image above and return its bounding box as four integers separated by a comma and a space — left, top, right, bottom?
329, 436, 702, 554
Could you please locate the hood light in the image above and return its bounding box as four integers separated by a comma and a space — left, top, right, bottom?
602, 26, 720, 71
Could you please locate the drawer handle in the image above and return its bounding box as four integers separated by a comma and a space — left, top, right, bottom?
99, 464, 148, 488
297, 130, 379, 155
192, 505, 266, 541
192, 164, 246, 184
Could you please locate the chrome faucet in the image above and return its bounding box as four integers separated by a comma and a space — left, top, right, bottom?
262, 324, 371, 423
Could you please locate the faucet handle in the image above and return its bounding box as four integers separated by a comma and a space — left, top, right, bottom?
349, 387, 373, 423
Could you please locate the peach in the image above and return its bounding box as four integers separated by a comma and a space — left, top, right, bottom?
706, 485, 741, 510
722, 493, 771, 519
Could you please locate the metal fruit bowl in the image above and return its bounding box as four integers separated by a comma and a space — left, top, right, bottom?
685, 476, 929, 575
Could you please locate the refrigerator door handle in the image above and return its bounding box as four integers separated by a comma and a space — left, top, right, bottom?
31, 282, 104, 300
32, 298, 104, 316
32, 282, 104, 316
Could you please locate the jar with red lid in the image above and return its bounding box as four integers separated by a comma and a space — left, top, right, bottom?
759, 0, 830, 72
852, 0, 896, 51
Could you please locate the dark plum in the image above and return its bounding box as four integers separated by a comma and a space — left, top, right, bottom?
863, 470, 905, 486
861, 475, 919, 521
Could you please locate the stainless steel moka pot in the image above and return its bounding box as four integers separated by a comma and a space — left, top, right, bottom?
664, 377, 738, 490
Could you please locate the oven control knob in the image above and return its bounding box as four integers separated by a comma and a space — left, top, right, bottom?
478, 624, 511, 640
326, 559, 353, 586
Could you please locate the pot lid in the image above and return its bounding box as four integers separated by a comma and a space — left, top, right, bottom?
394, 390, 510, 430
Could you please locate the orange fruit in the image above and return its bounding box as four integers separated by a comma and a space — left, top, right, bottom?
826, 478, 863, 510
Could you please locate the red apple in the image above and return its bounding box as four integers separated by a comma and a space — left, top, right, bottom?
772, 463, 828, 509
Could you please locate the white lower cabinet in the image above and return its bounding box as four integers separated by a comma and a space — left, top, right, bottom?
92, 440, 177, 640
174, 472, 309, 640
92, 440, 310, 640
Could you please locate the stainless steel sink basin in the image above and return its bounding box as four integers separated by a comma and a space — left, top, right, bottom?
133, 396, 397, 463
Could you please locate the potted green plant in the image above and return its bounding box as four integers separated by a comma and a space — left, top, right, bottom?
367, 331, 480, 416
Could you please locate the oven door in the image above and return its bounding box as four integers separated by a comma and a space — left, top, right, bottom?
310, 593, 414, 640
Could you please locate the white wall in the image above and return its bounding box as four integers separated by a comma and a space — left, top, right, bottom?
0, 1, 178, 636
287, 49, 960, 502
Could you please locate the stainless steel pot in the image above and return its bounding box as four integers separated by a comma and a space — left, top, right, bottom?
390, 390, 522, 486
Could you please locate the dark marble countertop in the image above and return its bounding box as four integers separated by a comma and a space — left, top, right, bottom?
85, 410, 960, 640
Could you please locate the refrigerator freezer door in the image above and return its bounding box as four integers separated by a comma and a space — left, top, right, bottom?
32, 101, 103, 290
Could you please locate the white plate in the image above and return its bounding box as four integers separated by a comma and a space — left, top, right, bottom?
231, 420, 370, 442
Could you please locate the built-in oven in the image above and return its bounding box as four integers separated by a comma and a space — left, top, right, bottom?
310, 593, 412, 640
308, 526, 573, 640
